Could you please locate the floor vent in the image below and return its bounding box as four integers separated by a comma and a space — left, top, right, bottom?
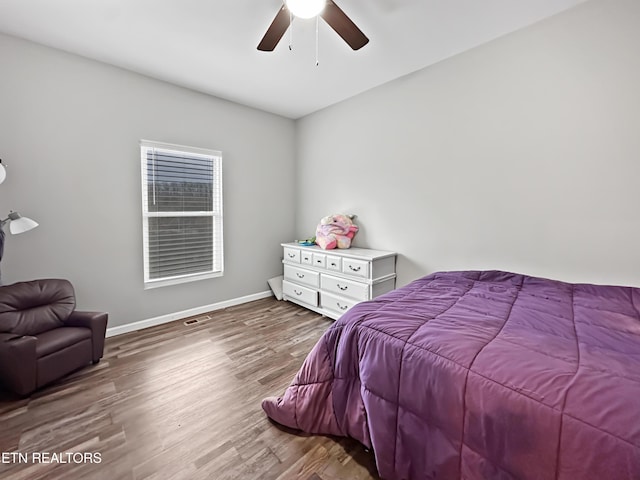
184, 318, 199, 325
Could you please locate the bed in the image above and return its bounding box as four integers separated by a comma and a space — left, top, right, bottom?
262, 270, 640, 479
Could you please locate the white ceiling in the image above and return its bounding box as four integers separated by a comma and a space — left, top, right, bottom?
0, 0, 586, 119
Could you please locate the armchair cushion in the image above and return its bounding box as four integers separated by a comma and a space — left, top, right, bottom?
35, 327, 92, 358
0, 279, 75, 336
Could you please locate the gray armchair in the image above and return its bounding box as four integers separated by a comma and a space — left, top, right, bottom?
0, 278, 107, 396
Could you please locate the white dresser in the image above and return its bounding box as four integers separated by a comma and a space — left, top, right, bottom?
281, 242, 397, 320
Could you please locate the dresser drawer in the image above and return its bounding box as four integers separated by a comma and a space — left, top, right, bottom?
321, 292, 358, 316
283, 247, 301, 263
342, 258, 369, 278
320, 274, 369, 301
312, 253, 326, 268
284, 265, 319, 288
283, 280, 318, 307
300, 250, 313, 265
326, 255, 341, 272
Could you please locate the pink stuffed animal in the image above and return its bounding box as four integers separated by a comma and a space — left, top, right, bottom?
315, 214, 358, 250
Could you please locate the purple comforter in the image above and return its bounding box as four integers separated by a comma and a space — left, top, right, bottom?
262, 271, 640, 479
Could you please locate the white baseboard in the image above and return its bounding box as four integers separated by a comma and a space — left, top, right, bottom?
106, 290, 273, 338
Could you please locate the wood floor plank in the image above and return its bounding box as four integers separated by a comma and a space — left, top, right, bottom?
0, 298, 379, 479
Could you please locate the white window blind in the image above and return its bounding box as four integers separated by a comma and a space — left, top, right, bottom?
141, 140, 223, 288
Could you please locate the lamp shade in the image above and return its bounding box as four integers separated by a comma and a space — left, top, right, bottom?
285, 0, 326, 19
7, 212, 38, 234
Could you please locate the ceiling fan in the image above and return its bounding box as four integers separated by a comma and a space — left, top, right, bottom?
258, 0, 369, 52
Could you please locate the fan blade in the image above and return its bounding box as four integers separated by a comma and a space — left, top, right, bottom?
258, 5, 291, 51
321, 1, 369, 50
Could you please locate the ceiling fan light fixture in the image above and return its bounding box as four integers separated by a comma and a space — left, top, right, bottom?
285, 0, 326, 19
258, 0, 368, 52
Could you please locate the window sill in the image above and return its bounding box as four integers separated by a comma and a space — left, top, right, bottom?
144, 271, 224, 290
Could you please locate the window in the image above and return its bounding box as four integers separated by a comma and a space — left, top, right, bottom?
140, 140, 223, 288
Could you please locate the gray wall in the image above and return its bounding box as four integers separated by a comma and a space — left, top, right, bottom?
0, 34, 296, 328
295, 0, 640, 288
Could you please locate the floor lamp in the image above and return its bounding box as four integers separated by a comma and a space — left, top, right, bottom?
0, 160, 39, 283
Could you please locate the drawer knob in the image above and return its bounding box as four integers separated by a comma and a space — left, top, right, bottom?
288, 253, 296, 258
337, 302, 348, 311
296, 273, 305, 278
348, 265, 361, 272
330, 262, 337, 267
337, 284, 348, 291
294, 289, 303, 296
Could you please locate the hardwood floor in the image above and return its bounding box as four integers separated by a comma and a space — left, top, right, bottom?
0, 298, 380, 480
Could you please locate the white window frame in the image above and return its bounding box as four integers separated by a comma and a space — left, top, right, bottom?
140, 140, 223, 289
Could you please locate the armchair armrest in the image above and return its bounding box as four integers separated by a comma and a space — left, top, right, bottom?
0, 333, 37, 396
64, 311, 108, 362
